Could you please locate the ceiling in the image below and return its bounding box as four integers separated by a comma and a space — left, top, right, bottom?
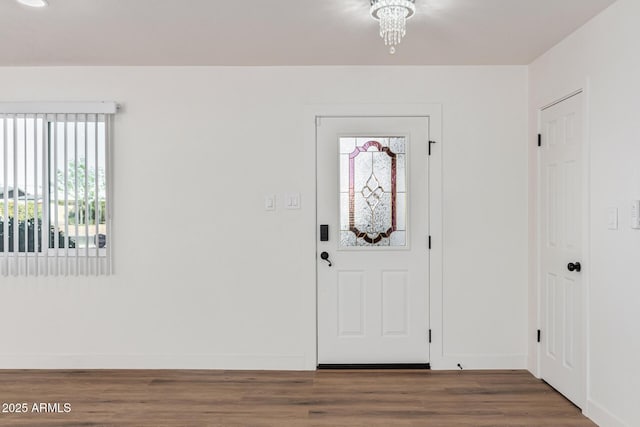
0, 0, 616, 66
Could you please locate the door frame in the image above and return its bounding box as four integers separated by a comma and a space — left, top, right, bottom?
535, 87, 591, 409
302, 104, 443, 369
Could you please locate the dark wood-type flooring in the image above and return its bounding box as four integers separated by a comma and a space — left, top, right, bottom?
0, 370, 595, 426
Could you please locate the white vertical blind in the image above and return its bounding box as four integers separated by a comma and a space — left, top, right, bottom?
3, 116, 9, 273
52, 113, 59, 275
0, 103, 115, 276
12, 116, 18, 274
94, 114, 100, 275
105, 114, 112, 274
42, 114, 49, 274
33, 116, 39, 274
84, 114, 90, 274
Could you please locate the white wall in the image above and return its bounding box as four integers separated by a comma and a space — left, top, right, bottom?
529, 1, 640, 425
0, 66, 527, 371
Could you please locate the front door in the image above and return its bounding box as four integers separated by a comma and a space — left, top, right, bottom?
539, 92, 585, 408
317, 116, 430, 365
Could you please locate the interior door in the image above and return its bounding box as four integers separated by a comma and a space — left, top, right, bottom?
540, 92, 585, 408
317, 116, 430, 365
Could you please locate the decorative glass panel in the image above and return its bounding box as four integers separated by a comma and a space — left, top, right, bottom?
339, 136, 407, 247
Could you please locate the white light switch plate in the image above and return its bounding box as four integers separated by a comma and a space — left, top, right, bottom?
607, 207, 618, 230
632, 200, 640, 229
264, 195, 276, 211
285, 192, 301, 209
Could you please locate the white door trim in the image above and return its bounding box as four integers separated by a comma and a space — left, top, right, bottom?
535, 86, 591, 410
302, 104, 443, 369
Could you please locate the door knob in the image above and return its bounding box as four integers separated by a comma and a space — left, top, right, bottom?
567, 262, 581, 272
320, 251, 332, 267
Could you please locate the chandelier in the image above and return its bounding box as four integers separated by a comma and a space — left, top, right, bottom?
370, 0, 416, 54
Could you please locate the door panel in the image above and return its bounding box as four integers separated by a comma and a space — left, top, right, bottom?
381, 271, 409, 336
317, 116, 430, 365
337, 271, 365, 336
540, 93, 585, 408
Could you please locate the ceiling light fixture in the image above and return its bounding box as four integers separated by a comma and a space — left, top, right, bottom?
17, 0, 48, 8
370, 0, 416, 54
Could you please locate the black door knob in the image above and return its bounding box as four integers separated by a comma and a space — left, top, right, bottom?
567, 262, 581, 272
320, 251, 332, 267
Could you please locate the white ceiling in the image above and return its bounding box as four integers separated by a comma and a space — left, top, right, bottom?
0, 0, 616, 66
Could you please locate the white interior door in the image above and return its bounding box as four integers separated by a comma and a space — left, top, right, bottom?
317, 116, 430, 365
540, 92, 585, 408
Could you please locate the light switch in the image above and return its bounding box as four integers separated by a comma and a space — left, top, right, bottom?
607, 207, 618, 230
285, 192, 301, 210
632, 200, 640, 229
264, 195, 276, 211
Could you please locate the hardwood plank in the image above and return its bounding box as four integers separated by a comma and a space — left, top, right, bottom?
0, 370, 595, 426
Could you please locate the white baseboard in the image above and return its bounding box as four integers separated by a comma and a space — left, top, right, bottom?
0, 352, 529, 372
586, 399, 628, 427
0, 353, 309, 370
430, 354, 527, 370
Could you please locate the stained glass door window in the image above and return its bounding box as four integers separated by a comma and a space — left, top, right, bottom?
339, 137, 407, 247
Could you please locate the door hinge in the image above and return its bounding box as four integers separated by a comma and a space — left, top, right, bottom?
537, 329, 541, 343
428, 235, 432, 250
428, 140, 436, 156
428, 329, 432, 343
537, 134, 542, 147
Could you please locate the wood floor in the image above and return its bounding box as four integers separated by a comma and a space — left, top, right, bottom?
0, 370, 594, 426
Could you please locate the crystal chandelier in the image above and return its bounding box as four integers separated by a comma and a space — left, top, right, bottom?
370, 0, 416, 54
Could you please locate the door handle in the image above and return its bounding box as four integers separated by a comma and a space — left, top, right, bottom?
320, 251, 332, 267
567, 262, 581, 272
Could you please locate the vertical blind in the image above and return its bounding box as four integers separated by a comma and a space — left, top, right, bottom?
0, 102, 116, 276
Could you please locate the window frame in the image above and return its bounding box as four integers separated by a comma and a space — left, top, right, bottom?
0, 102, 116, 275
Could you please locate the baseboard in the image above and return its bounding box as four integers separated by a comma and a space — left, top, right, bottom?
318, 363, 430, 370
0, 353, 308, 370
0, 353, 527, 372
586, 399, 628, 427
430, 354, 527, 370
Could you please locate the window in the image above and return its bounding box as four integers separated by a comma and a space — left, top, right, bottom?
339, 136, 407, 247
0, 102, 116, 276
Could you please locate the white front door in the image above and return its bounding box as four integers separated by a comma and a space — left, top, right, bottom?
317, 116, 430, 365
539, 92, 585, 408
